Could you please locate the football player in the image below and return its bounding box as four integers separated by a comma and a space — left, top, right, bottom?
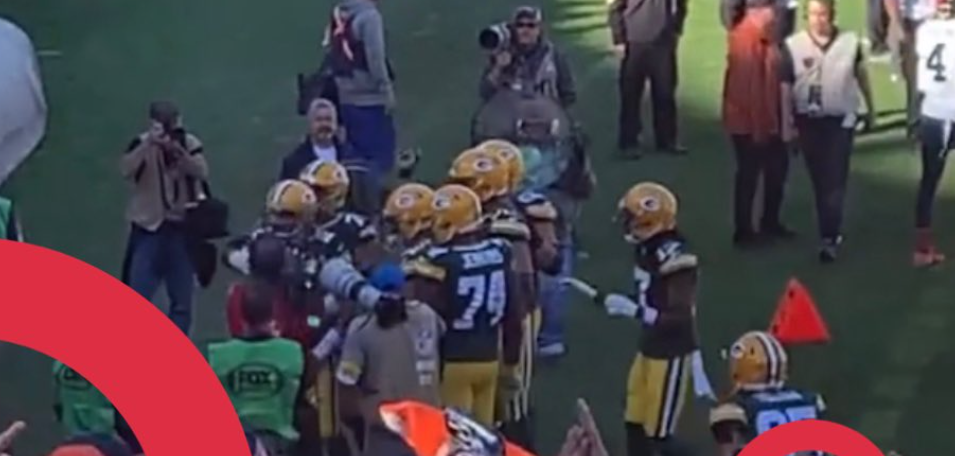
223, 179, 318, 276
912, 0, 955, 267
404, 184, 524, 428
479, 139, 562, 277
600, 182, 701, 456
224, 180, 404, 456
300, 159, 383, 272
382, 183, 437, 301
448, 149, 537, 447
709, 331, 826, 456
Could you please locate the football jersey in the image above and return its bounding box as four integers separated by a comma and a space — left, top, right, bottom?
316, 211, 378, 257
710, 388, 826, 449
633, 230, 699, 358
918, 19, 955, 121
401, 239, 433, 277
488, 200, 532, 242
513, 190, 563, 273
512, 190, 559, 225
415, 239, 512, 363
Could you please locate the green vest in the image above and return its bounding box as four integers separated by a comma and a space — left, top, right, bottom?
52, 361, 116, 437
209, 338, 304, 441
0, 197, 11, 240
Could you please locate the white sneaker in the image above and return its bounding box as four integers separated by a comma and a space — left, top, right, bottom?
537, 342, 566, 358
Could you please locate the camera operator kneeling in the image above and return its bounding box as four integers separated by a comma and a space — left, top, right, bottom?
479, 6, 576, 107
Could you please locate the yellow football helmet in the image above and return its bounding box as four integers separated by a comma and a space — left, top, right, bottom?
728, 331, 789, 391
265, 179, 318, 220
299, 160, 350, 213
383, 183, 436, 242
431, 184, 484, 244
448, 148, 510, 202
478, 139, 524, 193
617, 182, 678, 243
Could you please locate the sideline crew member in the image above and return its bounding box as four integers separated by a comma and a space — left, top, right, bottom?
783, 0, 875, 263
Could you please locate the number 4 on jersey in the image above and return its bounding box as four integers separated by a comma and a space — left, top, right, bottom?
928, 43, 948, 83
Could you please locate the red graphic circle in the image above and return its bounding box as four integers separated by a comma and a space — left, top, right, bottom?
0, 241, 250, 455
739, 419, 883, 456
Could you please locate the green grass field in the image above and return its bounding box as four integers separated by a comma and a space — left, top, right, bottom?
2, 0, 955, 455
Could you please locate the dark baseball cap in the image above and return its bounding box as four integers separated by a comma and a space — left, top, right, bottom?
512, 5, 543, 23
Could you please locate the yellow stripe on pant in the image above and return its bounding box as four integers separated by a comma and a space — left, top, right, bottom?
441, 361, 500, 427
314, 361, 339, 439
625, 353, 690, 439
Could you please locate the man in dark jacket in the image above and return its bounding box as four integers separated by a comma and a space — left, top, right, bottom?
610, 0, 688, 158
279, 98, 380, 215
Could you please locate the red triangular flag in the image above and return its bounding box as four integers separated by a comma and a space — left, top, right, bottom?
769, 278, 831, 345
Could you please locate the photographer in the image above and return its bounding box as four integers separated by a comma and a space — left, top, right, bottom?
121, 101, 208, 335
479, 6, 577, 108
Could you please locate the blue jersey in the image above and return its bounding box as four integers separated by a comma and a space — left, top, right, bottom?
711, 387, 826, 447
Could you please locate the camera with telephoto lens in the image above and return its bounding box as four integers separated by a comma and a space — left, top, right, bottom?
479, 22, 511, 51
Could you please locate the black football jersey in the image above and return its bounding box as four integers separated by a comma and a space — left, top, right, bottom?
633, 230, 699, 357
420, 239, 512, 362
317, 211, 378, 257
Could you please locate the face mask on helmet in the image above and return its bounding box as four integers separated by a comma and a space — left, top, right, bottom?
443, 408, 504, 456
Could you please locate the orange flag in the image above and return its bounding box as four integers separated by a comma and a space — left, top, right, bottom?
769, 278, 831, 345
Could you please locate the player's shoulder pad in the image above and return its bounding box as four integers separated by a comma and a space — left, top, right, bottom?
709, 402, 747, 426
656, 239, 698, 275
490, 218, 531, 240
516, 191, 558, 221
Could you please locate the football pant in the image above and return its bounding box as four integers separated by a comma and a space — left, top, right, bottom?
441, 361, 500, 427
625, 353, 690, 439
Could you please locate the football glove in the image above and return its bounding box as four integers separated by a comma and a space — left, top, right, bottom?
498, 364, 522, 402
312, 328, 342, 361
602, 293, 658, 325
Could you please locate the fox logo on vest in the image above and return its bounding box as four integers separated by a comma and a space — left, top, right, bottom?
57, 367, 94, 391
802, 57, 815, 69
226, 363, 286, 398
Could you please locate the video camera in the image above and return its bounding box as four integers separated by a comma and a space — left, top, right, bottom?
478, 22, 511, 52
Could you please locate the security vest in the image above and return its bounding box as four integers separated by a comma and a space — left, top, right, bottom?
786, 30, 861, 117
53, 361, 116, 437
208, 338, 303, 441
0, 197, 11, 240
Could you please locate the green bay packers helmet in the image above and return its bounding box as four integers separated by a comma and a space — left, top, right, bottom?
728, 331, 789, 391
383, 183, 436, 242
431, 184, 484, 245
299, 160, 350, 215
448, 148, 510, 202
478, 139, 525, 193
617, 182, 678, 243
266, 179, 318, 221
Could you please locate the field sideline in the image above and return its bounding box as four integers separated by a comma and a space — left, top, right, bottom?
2, 0, 955, 455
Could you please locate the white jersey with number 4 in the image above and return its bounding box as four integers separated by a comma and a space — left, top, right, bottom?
918, 19, 955, 121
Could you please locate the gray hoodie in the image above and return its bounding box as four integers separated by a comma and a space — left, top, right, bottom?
334, 0, 394, 107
